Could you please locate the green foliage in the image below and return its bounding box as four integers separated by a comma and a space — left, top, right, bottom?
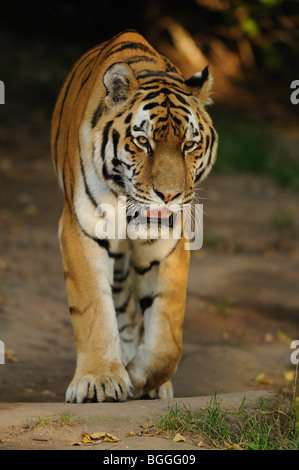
213, 114, 299, 189
156, 392, 299, 450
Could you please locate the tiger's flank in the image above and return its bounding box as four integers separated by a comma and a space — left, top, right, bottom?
51, 30, 218, 403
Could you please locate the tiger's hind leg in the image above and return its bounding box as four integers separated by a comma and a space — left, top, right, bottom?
113, 244, 140, 366
127, 236, 190, 399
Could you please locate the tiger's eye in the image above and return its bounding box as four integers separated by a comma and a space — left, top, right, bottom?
184, 141, 194, 148
137, 136, 149, 145
183, 141, 195, 152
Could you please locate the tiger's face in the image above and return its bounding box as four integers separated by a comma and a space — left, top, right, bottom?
92, 63, 218, 230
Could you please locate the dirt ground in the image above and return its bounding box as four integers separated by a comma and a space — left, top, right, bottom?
0, 391, 282, 450
0, 123, 299, 404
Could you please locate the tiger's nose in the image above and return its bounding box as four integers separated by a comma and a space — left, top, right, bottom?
153, 188, 182, 203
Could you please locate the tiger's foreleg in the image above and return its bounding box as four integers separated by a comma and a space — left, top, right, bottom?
127, 237, 190, 398
113, 248, 140, 366
59, 207, 133, 403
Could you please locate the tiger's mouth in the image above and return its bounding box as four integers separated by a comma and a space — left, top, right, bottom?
143, 206, 172, 220
127, 205, 176, 226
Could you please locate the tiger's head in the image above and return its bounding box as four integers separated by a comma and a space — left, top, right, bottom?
91, 62, 218, 233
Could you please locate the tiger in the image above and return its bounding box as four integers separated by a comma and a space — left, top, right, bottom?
51, 30, 218, 403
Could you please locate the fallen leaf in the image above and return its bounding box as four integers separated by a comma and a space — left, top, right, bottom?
84, 432, 103, 440
173, 433, 186, 442
104, 433, 120, 442
5, 349, 19, 363
126, 431, 136, 437
81, 432, 120, 444
226, 443, 243, 450
283, 370, 295, 382
255, 373, 271, 385
197, 441, 205, 447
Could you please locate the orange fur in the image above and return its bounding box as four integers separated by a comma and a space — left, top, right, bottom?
51, 30, 218, 402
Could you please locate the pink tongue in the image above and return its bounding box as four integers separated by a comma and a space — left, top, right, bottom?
146, 207, 170, 219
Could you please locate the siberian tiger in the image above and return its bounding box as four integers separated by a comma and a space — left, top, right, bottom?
51, 30, 218, 403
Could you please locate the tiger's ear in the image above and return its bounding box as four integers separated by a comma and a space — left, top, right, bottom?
185, 65, 213, 106
103, 63, 139, 109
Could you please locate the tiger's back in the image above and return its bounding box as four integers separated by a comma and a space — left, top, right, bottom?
51, 30, 218, 403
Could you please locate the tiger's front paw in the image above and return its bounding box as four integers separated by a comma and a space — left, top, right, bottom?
65, 364, 133, 403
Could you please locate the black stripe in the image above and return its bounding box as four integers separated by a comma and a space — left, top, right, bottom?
69, 306, 82, 315
114, 268, 130, 283
101, 120, 113, 160
207, 127, 216, 166
109, 173, 125, 188
171, 115, 182, 127
116, 293, 132, 315
156, 116, 169, 123
109, 251, 124, 260
102, 161, 109, 180
124, 143, 136, 155
91, 100, 104, 128
195, 167, 206, 183
125, 125, 132, 138
125, 112, 133, 124
140, 295, 158, 315
168, 102, 191, 115
79, 140, 98, 207
137, 70, 184, 83
74, 205, 123, 259
142, 90, 165, 101
97, 239, 124, 259
103, 41, 158, 62
140, 84, 161, 91
173, 92, 188, 105
128, 55, 157, 65
205, 134, 210, 153
134, 260, 159, 275
143, 101, 164, 111
112, 129, 120, 163
99, 29, 140, 57
112, 286, 123, 294
97, 238, 110, 252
